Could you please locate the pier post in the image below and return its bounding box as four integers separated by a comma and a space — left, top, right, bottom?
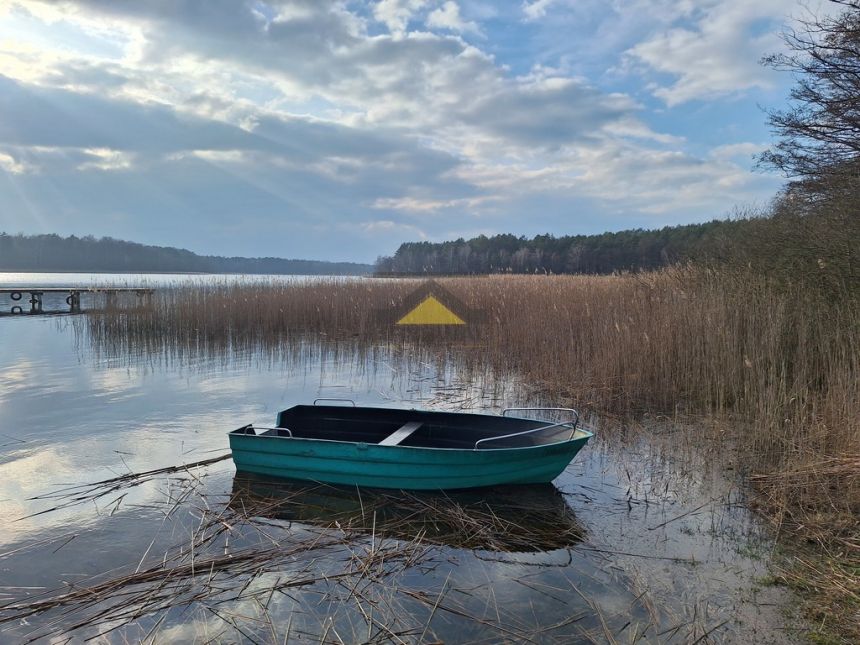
28, 291, 43, 314
67, 291, 81, 314
2, 287, 149, 316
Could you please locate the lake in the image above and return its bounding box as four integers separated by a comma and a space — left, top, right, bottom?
0, 272, 359, 318
0, 281, 800, 643
0, 272, 355, 288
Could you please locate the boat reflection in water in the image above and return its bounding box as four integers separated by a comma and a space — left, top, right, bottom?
230, 473, 585, 553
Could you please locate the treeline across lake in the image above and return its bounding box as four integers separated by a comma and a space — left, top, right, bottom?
375, 220, 747, 275
0, 233, 373, 275
376, 207, 858, 301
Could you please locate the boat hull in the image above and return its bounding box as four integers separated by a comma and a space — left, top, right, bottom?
228, 433, 591, 490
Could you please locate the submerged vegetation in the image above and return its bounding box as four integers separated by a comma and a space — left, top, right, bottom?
7, 3, 858, 640
10, 426, 765, 643
85, 265, 859, 639
0, 332, 797, 642
372, 9, 860, 637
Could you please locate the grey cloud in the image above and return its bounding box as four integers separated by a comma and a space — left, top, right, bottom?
0, 1, 781, 261
253, 115, 421, 161
459, 81, 635, 147
46, 60, 130, 90
0, 75, 462, 178
62, 0, 268, 34
48, 0, 644, 148
0, 72, 482, 260
73, 0, 364, 83
2, 145, 122, 170
0, 75, 255, 152
0, 149, 475, 261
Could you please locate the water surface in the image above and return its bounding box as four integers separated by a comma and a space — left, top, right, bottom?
0, 272, 353, 288
0, 272, 356, 317
0, 316, 798, 643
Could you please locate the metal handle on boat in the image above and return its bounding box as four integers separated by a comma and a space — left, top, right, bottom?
252, 426, 293, 437
502, 407, 579, 429
474, 420, 576, 450
313, 398, 356, 407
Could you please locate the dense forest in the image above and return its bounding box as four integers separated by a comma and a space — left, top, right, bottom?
375, 1, 860, 296
0, 233, 373, 275
375, 2, 860, 288
375, 219, 749, 275
375, 192, 857, 299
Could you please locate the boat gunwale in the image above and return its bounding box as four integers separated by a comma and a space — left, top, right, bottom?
230, 405, 595, 453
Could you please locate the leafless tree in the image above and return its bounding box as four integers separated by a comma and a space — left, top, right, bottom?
759, 1, 860, 188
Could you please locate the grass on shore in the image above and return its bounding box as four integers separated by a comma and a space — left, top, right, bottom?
86, 269, 859, 641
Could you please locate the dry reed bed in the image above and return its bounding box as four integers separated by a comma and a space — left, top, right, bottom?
2, 461, 617, 643
84, 270, 859, 638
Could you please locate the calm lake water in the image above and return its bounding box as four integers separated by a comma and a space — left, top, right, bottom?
0, 302, 799, 642
0, 272, 354, 288
0, 272, 359, 318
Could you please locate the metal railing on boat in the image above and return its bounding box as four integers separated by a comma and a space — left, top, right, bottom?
248, 426, 293, 437
313, 398, 356, 407
501, 407, 579, 428
474, 420, 580, 450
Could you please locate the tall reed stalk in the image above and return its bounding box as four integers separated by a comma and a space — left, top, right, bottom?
85, 269, 859, 637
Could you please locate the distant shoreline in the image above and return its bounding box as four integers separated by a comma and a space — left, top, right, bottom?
0, 270, 370, 276
0, 270, 211, 275
0, 234, 374, 276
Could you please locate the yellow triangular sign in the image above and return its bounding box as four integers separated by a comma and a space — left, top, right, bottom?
396, 295, 466, 325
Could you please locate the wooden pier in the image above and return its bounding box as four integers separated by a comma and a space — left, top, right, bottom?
0, 287, 154, 315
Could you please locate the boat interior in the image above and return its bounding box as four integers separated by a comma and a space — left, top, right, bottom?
232, 404, 588, 449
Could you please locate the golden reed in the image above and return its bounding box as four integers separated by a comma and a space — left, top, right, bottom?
86, 269, 859, 636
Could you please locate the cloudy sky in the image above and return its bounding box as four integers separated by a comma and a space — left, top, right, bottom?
0, 1, 824, 262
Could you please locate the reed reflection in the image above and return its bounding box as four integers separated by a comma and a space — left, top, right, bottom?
230, 473, 585, 553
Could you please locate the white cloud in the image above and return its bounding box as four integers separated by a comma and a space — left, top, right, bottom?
426, 2, 481, 35
626, 0, 789, 105
372, 195, 496, 212
77, 147, 134, 171
709, 142, 769, 162
11, 1, 665, 153
522, 0, 559, 21
0, 150, 32, 174
0, 0, 792, 259
373, 0, 428, 35
358, 219, 429, 239
567, 142, 778, 213
188, 149, 248, 163
452, 137, 780, 218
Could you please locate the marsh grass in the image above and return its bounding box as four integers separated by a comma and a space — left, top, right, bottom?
83, 269, 859, 639
1, 458, 604, 643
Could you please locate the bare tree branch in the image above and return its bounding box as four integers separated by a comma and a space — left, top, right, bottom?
759, 2, 860, 188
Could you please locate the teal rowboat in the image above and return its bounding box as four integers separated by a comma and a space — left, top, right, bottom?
228, 400, 593, 490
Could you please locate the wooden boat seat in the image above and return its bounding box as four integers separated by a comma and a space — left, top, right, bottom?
378, 421, 422, 446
